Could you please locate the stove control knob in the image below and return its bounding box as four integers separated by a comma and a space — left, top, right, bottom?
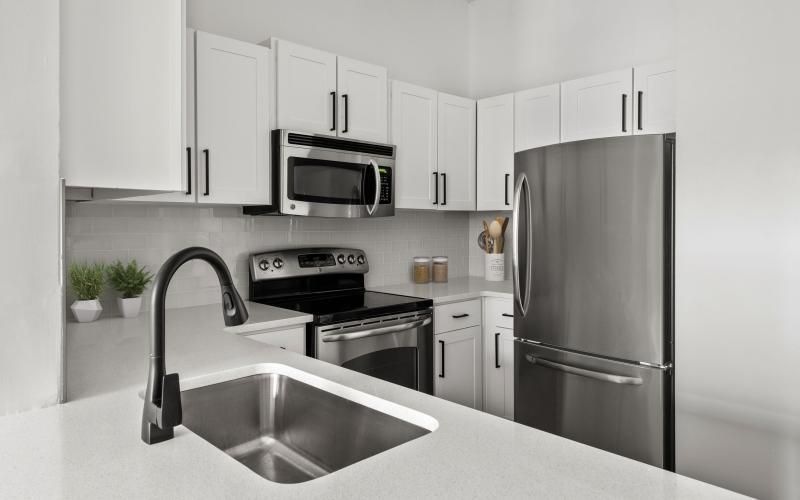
258, 259, 269, 271
357, 255, 365, 265
347, 254, 355, 264
272, 257, 284, 269
337, 254, 346, 264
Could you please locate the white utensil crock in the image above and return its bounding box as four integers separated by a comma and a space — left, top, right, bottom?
485, 253, 505, 281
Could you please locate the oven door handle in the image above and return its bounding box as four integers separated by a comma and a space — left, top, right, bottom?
366, 159, 381, 216
322, 316, 431, 343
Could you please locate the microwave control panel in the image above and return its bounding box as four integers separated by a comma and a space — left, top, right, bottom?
379, 167, 392, 204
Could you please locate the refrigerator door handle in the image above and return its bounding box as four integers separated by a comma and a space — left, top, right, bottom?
525, 354, 644, 385
513, 173, 532, 316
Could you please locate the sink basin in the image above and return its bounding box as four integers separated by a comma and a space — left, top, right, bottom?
179, 364, 437, 484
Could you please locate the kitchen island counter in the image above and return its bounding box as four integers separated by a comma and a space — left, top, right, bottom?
0, 303, 744, 499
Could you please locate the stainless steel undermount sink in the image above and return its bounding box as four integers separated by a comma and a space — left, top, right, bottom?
179, 364, 438, 484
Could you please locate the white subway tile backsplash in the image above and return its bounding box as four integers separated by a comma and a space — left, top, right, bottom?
65, 204, 470, 317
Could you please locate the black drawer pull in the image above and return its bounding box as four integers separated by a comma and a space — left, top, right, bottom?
622, 94, 628, 133
432, 172, 439, 205
637, 90, 643, 130
438, 340, 445, 378
495, 333, 501, 369
501, 313, 513, 318
186, 147, 192, 195
504, 173, 510, 205
330, 91, 337, 132
203, 149, 210, 196
451, 313, 469, 319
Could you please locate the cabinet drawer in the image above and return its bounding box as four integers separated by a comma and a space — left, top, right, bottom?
244, 326, 305, 354
485, 297, 514, 330
435, 299, 481, 333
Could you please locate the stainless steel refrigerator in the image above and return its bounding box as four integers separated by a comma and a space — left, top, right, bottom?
512, 133, 675, 470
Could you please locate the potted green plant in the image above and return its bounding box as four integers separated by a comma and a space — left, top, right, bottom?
68, 262, 106, 323
107, 260, 154, 318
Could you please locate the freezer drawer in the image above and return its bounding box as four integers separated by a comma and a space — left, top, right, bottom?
514, 341, 670, 468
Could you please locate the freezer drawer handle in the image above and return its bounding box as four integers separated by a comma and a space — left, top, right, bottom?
322, 317, 431, 343
525, 355, 643, 385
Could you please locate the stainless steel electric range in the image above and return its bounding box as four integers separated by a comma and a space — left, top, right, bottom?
249, 248, 434, 394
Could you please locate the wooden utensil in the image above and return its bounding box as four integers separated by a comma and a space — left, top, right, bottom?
488, 220, 502, 253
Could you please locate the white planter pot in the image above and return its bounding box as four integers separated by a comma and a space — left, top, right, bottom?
485, 253, 505, 282
117, 296, 142, 318
70, 299, 103, 323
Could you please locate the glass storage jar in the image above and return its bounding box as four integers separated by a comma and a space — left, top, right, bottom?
413, 257, 431, 284
432, 256, 449, 283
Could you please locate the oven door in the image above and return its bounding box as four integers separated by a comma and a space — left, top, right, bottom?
315, 311, 433, 394
281, 145, 394, 218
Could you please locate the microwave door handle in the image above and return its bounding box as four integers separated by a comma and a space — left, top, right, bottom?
366, 159, 380, 216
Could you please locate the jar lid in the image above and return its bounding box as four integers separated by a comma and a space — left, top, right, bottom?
432, 256, 448, 263
413, 256, 431, 263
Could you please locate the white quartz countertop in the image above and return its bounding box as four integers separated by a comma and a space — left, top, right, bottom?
375, 276, 513, 304
0, 301, 744, 499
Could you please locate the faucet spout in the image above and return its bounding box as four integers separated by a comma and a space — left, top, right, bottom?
142, 247, 249, 445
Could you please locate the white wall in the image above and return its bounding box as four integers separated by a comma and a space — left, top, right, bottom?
674, 1, 800, 498
468, 0, 675, 98
187, 0, 471, 96
0, 0, 62, 414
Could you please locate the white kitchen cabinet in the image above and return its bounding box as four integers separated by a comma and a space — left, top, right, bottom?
514, 83, 560, 152
483, 297, 514, 419
195, 31, 271, 205
391, 81, 438, 210
633, 61, 676, 135
561, 68, 633, 142
477, 94, 514, 211
435, 325, 483, 410
274, 39, 338, 136
437, 93, 477, 211
242, 326, 305, 354
61, 0, 184, 194
337, 57, 388, 142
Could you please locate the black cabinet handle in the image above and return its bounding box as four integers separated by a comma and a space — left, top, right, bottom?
441, 173, 447, 206
186, 147, 192, 195
501, 313, 514, 318
451, 313, 469, 319
342, 94, 349, 133
438, 340, 445, 378
432, 172, 439, 205
504, 173, 510, 205
330, 91, 337, 132
622, 94, 628, 133
637, 91, 643, 131
203, 149, 210, 196
495, 333, 501, 368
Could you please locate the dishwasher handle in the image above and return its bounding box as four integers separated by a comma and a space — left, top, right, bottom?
322, 316, 432, 343
525, 354, 643, 385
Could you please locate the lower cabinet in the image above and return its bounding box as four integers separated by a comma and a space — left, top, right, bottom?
241, 325, 305, 354
434, 325, 483, 410
483, 329, 514, 419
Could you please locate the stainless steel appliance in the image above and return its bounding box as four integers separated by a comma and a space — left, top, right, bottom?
513, 134, 675, 470
248, 248, 433, 393
243, 130, 395, 218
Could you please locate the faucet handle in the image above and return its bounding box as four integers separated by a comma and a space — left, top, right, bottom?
158, 373, 183, 428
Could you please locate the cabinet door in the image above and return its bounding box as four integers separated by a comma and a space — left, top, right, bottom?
195, 32, 270, 205
391, 81, 438, 209
437, 93, 476, 211
126, 28, 196, 203
633, 61, 676, 135
477, 94, 514, 211
561, 68, 633, 142
484, 329, 514, 419
337, 57, 388, 142
60, 0, 183, 191
514, 83, 560, 152
434, 326, 482, 410
275, 39, 337, 135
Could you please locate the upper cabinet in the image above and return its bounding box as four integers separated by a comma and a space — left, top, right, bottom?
391, 81, 438, 210
195, 32, 271, 205
477, 94, 514, 211
514, 83, 560, 152
561, 68, 633, 143
437, 93, 476, 211
274, 39, 387, 142
274, 40, 337, 136
634, 61, 676, 135
60, 0, 184, 194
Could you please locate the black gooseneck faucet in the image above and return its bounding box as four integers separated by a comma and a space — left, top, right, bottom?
142, 247, 249, 445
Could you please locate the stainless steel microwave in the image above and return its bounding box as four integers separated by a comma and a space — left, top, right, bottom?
243, 130, 395, 218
